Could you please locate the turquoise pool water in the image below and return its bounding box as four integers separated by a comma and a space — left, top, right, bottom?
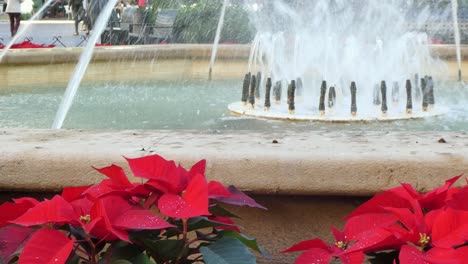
0, 79, 466, 131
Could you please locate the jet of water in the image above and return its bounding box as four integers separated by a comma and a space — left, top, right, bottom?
208, 0, 229, 80
451, 0, 462, 81
51, 0, 118, 129
0, 0, 54, 63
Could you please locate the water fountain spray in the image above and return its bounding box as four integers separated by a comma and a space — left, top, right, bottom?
51, 0, 118, 129
451, 0, 462, 81
228, 1, 449, 122
208, 0, 229, 81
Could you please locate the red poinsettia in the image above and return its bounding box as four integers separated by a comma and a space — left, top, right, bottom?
0, 153, 264, 264
11, 194, 173, 242
285, 175, 468, 263
282, 224, 369, 264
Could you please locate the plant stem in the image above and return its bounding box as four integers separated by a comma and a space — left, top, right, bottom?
175, 218, 188, 264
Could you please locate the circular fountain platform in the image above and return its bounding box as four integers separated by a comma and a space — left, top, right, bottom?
228, 102, 448, 122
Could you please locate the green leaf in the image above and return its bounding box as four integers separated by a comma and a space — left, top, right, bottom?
200, 237, 256, 264
130, 232, 184, 262
98, 242, 153, 264
219, 230, 269, 257
209, 204, 240, 218
165, 217, 236, 238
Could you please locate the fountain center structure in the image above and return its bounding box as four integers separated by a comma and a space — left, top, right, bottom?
229, 0, 450, 121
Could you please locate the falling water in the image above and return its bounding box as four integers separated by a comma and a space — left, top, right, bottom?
247, 0, 442, 114
51, 0, 118, 129
451, 0, 462, 81
208, 0, 229, 80
0, 0, 54, 63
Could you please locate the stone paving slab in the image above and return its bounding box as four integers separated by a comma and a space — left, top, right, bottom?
0, 129, 466, 195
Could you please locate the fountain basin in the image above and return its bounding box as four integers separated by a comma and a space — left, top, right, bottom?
1, 44, 467, 263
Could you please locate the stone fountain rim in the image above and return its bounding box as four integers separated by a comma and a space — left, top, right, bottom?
0, 44, 467, 65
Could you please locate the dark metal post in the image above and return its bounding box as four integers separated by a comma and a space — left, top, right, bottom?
273, 81, 282, 104
241, 73, 251, 105
350, 82, 357, 116
381, 80, 388, 115
319, 81, 327, 116
406, 79, 412, 114
264, 78, 272, 111
248, 75, 256, 109
328, 86, 336, 108
427, 76, 435, 107
288, 80, 296, 114
421, 77, 428, 111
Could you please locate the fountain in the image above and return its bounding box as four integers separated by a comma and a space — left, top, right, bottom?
0, 1, 467, 263
229, 0, 451, 122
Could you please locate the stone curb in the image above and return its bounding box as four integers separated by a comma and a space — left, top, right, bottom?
0, 129, 466, 195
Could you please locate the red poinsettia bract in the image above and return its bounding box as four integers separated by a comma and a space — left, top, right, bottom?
284, 174, 468, 263
0, 154, 263, 263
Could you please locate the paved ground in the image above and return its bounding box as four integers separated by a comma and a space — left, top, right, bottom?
0, 18, 97, 47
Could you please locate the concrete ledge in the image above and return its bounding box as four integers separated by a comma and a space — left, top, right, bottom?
0, 44, 467, 65
0, 129, 466, 195
0, 44, 251, 65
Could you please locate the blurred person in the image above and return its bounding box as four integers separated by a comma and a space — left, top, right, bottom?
114, 0, 125, 19
69, 0, 85, 35
5, 0, 21, 37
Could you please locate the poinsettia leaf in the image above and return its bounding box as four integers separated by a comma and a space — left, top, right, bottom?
189, 159, 206, 179
431, 208, 468, 248
200, 237, 256, 264
165, 217, 236, 238
208, 181, 232, 198
125, 154, 175, 180
61, 186, 91, 202
0, 200, 37, 228
344, 213, 398, 240
0, 225, 36, 263
184, 173, 209, 212
399, 245, 429, 264
98, 241, 152, 264
11, 195, 77, 227
337, 251, 365, 264
419, 175, 462, 211
130, 232, 184, 262
212, 186, 266, 209
209, 204, 240, 218
209, 216, 241, 233
93, 164, 133, 187
219, 229, 269, 257
281, 238, 330, 253
447, 185, 468, 211
112, 209, 173, 230
18, 228, 74, 264
158, 174, 210, 218
344, 187, 413, 219
293, 248, 333, 264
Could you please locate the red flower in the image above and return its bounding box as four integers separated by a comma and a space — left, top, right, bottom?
399, 245, 468, 264
11, 194, 173, 242
282, 226, 365, 264
18, 228, 74, 264
0, 197, 38, 227
345, 175, 462, 219
125, 154, 233, 218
